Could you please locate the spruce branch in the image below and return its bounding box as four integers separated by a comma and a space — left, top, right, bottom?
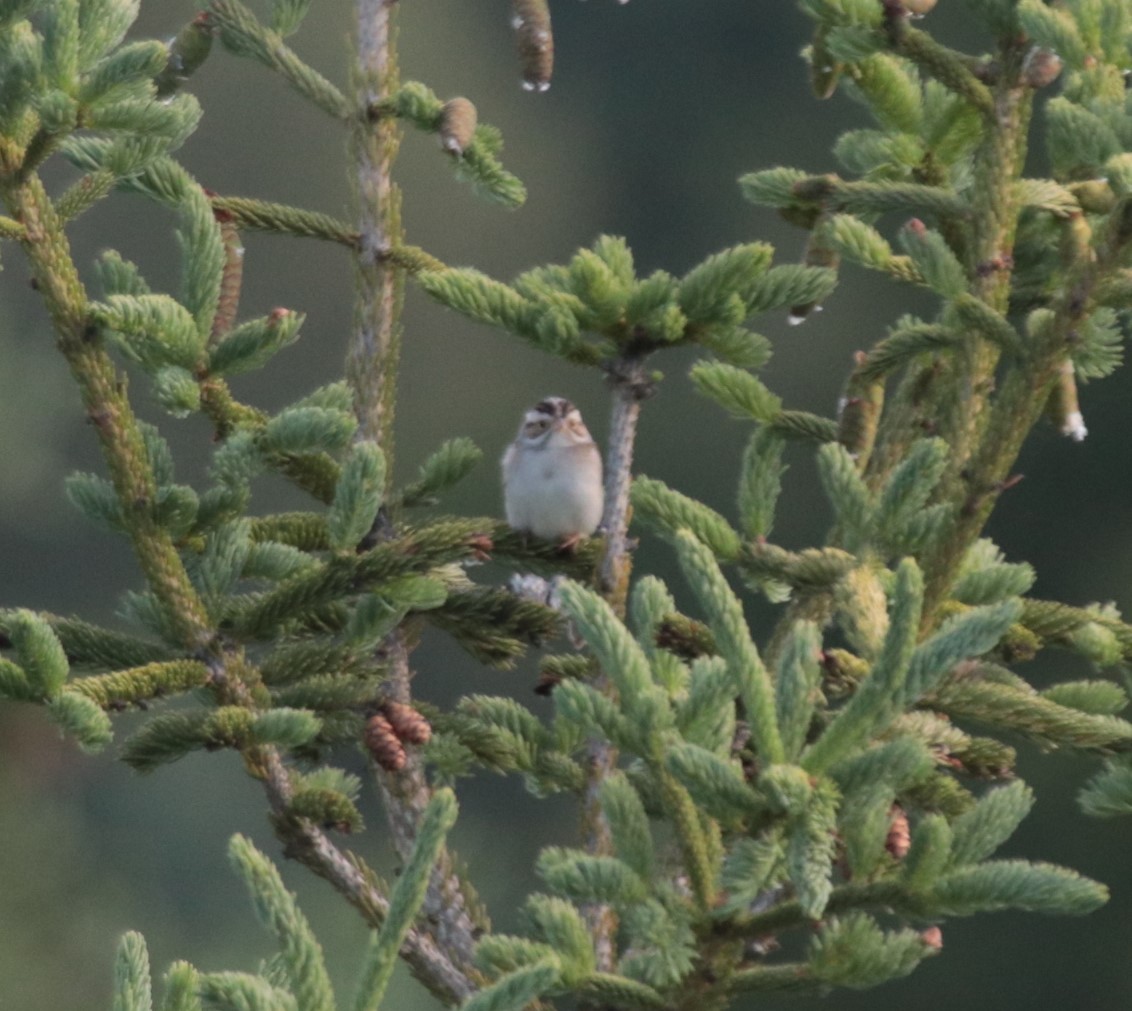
67, 659, 210, 709
374, 81, 526, 207
931, 673, 1132, 753
112, 931, 152, 1011
920, 204, 1120, 619
258, 748, 477, 1005
569, 354, 656, 971
887, 25, 994, 118
3, 173, 213, 651
802, 558, 923, 774
209, 195, 361, 248
723, 963, 815, 995
53, 168, 115, 221
675, 529, 785, 765
0, 611, 175, 669
2, 65, 478, 1005
208, 0, 351, 119
347, 0, 484, 994
1, 15, 484, 998
171, 647, 475, 1003
352, 789, 461, 1011
227, 834, 336, 1011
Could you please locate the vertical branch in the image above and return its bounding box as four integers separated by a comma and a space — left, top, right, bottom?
582, 356, 650, 973
372, 697, 482, 980
872, 25, 1028, 495
599, 359, 648, 608
350, 1, 483, 991
350, 0, 403, 460
3, 171, 213, 651
937, 73, 1030, 482
920, 204, 1113, 619
870, 22, 1034, 624
918, 69, 1032, 622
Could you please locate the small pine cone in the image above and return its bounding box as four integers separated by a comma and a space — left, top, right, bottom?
511, 0, 553, 92
439, 97, 477, 156
921, 925, 943, 950
886, 804, 911, 860
383, 701, 432, 745
902, 0, 937, 14
365, 714, 407, 771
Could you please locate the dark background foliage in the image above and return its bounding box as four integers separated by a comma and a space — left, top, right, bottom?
1, 2, 1131, 1008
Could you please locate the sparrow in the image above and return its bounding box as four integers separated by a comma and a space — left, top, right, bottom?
502, 397, 604, 547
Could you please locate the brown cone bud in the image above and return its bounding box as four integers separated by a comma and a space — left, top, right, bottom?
439, 97, 477, 156
383, 701, 432, 745
467, 533, 493, 562
886, 804, 911, 860
791, 174, 838, 202
534, 671, 561, 696
902, 0, 937, 14
155, 13, 214, 98
921, 926, 944, 950
837, 351, 884, 469
789, 229, 839, 324
365, 714, 406, 771
655, 613, 717, 660
512, 0, 553, 92
1022, 48, 1063, 89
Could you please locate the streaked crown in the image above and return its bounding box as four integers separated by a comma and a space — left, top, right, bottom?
532, 396, 575, 420
518, 396, 591, 445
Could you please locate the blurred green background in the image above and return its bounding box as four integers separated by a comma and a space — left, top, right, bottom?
3, 2, 1132, 1008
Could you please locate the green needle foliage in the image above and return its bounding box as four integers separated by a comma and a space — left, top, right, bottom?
3, 1, 1132, 1009
108, 803, 460, 1011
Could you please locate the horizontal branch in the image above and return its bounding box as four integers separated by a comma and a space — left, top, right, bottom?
210, 195, 360, 247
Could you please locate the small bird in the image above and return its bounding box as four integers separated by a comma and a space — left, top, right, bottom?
502, 397, 604, 547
